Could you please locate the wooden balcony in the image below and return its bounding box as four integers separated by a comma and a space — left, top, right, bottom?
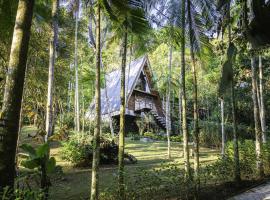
135, 99, 153, 112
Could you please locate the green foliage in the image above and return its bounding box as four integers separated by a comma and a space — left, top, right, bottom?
225, 140, 270, 178
170, 135, 183, 142
199, 121, 253, 147
100, 162, 194, 200
218, 43, 237, 96
60, 132, 135, 167
20, 143, 56, 174
143, 132, 167, 141
60, 132, 93, 167
127, 132, 140, 140
0, 186, 44, 200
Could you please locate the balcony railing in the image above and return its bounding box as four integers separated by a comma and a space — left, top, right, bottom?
135, 99, 153, 111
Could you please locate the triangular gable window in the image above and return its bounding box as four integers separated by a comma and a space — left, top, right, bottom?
135, 71, 150, 92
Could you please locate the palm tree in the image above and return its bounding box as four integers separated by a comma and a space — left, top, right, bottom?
187, 0, 199, 181
118, 20, 128, 197
180, 0, 191, 178
45, 0, 59, 142
0, 0, 34, 191
101, 2, 148, 198
90, 2, 101, 199
87, 1, 114, 136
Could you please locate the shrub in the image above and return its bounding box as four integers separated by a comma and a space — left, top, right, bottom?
60, 113, 74, 129
143, 132, 166, 141
225, 140, 256, 178
60, 132, 93, 167
60, 132, 136, 167
127, 132, 140, 140
171, 135, 182, 142
1, 187, 44, 200
144, 132, 156, 139
199, 121, 253, 148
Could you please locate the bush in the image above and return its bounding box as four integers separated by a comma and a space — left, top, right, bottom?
199, 121, 253, 148
144, 132, 166, 141
1, 187, 44, 200
171, 135, 182, 142
225, 140, 256, 178
127, 132, 140, 140
60, 132, 136, 167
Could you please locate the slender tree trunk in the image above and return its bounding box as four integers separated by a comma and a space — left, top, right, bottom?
67, 63, 72, 113
74, 8, 80, 132
251, 57, 264, 178
82, 92, 85, 132
101, 57, 114, 136
45, 0, 59, 142
90, 4, 101, 200
187, 0, 199, 181
220, 98, 225, 156
0, 0, 34, 191
166, 46, 172, 159
256, 80, 261, 111
180, 0, 190, 178
118, 23, 128, 199
228, 7, 241, 183
231, 77, 241, 182
258, 55, 266, 143
179, 81, 182, 135
88, 6, 114, 136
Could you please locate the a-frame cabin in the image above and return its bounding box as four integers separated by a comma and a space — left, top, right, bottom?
86, 55, 166, 133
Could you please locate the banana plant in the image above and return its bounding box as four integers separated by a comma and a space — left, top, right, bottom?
20, 143, 56, 199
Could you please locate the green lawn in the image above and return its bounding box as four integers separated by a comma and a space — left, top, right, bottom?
19, 126, 219, 200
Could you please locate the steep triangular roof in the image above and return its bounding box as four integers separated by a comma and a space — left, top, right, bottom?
86, 55, 152, 117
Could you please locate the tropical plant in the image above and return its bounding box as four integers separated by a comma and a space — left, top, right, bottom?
20, 143, 56, 199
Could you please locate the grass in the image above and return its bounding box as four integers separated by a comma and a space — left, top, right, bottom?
19, 126, 219, 200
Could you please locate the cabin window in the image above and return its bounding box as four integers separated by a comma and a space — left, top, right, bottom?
135, 73, 147, 91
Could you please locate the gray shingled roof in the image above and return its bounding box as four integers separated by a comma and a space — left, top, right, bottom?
86, 56, 147, 117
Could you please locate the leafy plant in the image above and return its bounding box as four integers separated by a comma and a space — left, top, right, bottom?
0, 186, 44, 200
60, 132, 136, 167
20, 143, 56, 199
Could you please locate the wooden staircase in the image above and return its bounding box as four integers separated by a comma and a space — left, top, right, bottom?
150, 110, 166, 129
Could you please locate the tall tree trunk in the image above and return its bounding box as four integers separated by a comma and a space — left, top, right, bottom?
258, 55, 266, 143
67, 63, 72, 113
101, 57, 114, 136
88, 6, 114, 137
179, 80, 182, 135
90, 3, 101, 200
74, 7, 80, 132
228, 6, 241, 183
220, 98, 225, 156
180, 0, 190, 178
82, 92, 85, 132
187, 0, 199, 181
251, 56, 264, 178
45, 0, 59, 142
118, 23, 128, 199
231, 76, 241, 182
166, 46, 172, 159
0, 0, 34, 190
